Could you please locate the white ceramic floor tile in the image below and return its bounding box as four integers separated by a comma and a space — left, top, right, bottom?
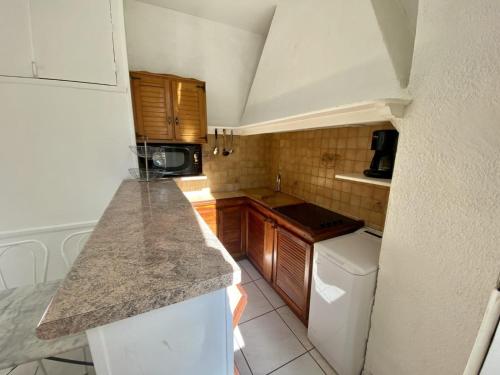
238, 259, 262, 281
271, 353, 324, 375
239, 311, 306, 375
277, 306, 314, 350
240, 266, 252, 285
234, 334, 252, 375
42, 347, 91, 375
240, 282, 274, 323
3, 362, 38, 375
84, 346, 96, 375
310, 349, 339, 375
254, 278, 286, 308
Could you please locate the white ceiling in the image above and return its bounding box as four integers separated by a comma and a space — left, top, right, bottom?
136, 0, 278, 35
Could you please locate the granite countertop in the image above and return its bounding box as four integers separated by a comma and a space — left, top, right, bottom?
182, 187, 304, 209
36, 180, 240, 340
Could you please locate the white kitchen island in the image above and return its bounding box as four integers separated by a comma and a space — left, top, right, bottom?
36, 180, 241, 375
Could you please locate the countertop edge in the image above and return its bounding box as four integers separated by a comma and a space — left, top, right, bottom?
36, 271, 237, 340
36, 180, 241, 340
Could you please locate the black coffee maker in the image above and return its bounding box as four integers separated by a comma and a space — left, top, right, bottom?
363, 129, 399, 179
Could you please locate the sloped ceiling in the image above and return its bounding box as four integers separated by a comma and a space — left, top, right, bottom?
241, 0, 414, 127
136, 0, 278, 35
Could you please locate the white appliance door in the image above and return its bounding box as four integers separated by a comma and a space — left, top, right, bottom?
308, 251, 377, 375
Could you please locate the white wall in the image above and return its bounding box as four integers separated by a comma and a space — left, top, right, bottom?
0, 0, 135, 233
124, 0, 265, 127
241, 0, 408, 126
0, 0, 135, 283
364, 0, 500, 374
0, 85, 134, 232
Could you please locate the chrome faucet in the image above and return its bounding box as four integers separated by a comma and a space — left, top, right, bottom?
275, 173, 281, 192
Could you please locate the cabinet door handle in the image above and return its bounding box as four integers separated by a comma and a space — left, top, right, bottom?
175, 117, 180, 125
167, 116, 172, 125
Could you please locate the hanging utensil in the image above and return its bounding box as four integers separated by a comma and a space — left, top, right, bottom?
213, 128, 219, 155
222, 129, 230, 156
228, 130, 234, 154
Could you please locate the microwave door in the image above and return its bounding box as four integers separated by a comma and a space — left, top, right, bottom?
160, 147, 189, 175
144, 144, 202, 177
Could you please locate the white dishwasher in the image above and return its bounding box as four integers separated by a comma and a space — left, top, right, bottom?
308, 228, 382, 375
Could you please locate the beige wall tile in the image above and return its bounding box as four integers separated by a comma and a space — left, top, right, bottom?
197, 123, 394, 231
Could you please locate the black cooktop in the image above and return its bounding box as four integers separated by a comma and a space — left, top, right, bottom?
274, 203, 362, 232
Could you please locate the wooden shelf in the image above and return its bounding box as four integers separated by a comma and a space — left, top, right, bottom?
335, 173, 391, 187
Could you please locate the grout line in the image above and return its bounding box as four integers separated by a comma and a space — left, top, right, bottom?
242, 276, 311, 350
239, 308, 275, 326
238, 263, 321, 374
254, 277, 312, 353
308, 351, 328, 375
238, 346, 254, 375
253, 279, 286, 310
274, 306, 312, 352
265, 352, 310, 375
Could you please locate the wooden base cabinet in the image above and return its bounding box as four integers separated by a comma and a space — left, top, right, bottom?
273, 226, 313, 322
217, 203, 246, 259
246, 206, 274, 282
193, 199, 246, 260
244, 203, 313, 323
194, 202, 217, 234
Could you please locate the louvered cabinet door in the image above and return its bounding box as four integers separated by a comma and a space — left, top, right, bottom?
246, 206, 274, 281
273, 226, 313, 322
217, 205, 246, 259
246, 206, 266, 275
131, 73, 174, 140
171, 79, 208, 143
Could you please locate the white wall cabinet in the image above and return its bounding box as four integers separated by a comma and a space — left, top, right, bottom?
0, 0, 117, 85
0, 0, 33, 78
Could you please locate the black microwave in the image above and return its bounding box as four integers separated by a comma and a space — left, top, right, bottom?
137, 143, 202, 177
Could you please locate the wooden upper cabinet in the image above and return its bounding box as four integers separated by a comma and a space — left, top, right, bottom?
273, 226, 313, 322
130, 71, 207, 143
131, 72, 174, 140
171, 79, 207, 143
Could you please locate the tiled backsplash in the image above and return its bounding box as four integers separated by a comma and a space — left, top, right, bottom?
200, 134, 272, 192
270, 123, 394, 230
192, 123, 395, 230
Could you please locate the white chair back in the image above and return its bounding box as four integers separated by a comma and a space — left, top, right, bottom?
60, 230, 92, 270
0, 240, 49, 290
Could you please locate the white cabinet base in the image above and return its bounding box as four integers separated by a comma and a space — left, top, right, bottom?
86, 288, 233, 375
